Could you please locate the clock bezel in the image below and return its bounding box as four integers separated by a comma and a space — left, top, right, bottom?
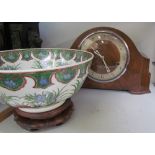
78, 29, 130, 83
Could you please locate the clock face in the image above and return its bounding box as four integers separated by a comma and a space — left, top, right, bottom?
79, 31, 130, 82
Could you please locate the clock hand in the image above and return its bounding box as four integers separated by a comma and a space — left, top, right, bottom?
94, 50, 111, 73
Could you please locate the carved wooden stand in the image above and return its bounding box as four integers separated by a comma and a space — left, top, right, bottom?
13, 99, 73, 131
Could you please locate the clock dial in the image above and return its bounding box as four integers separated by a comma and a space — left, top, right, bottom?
80, 31, 130, 82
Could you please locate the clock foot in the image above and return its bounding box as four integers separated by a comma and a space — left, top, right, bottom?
129, 87, 151, 94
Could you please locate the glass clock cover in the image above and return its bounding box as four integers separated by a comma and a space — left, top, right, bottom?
79, 31, 130, 82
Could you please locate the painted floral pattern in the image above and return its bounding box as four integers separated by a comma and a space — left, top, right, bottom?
61, 50, 75, 60
0, 74, 26, 91
0, 48, 93, 108
0, 49, 91, 70
0, 64, 20, 70
26, 71, 53, 89
78, 62, 89, 78
22, 50, 32, 61
56, 68, 78, 83
0, 78, 85, 107
2, 51, 20, 63
24, 91, 56, 107
0, 49, 91, 91
33, 49, 49, 60
0, 93, 19, 106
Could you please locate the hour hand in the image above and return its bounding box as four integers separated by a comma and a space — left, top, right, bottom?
94, 50, 111, 73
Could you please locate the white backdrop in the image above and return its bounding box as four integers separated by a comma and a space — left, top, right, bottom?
39, 22, 155, 83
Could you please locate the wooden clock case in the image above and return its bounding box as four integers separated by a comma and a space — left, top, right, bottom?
71, 27, 151, 94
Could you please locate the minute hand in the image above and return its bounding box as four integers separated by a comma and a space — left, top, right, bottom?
94, 50, 111, 73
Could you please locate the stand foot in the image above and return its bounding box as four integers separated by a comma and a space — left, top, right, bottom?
13, 99, 73, 131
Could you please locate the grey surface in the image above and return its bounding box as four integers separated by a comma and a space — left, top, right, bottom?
0, 85, 154, 133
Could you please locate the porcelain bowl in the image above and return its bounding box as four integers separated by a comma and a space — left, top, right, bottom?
0, 48, 93, 113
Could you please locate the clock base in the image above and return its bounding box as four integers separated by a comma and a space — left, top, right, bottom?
83, 57, 151, 94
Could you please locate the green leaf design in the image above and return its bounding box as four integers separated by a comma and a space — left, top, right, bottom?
2, 51, 20, 63
51, 49, 61, 59
46, 92, 56, 105
32, 60, 44, 69
24, 91, 57, 107
22, 50, 32, 61
74, 51, 92, 62
27, 71, 54, 89
33, 49, 49, 60
0, 78, 84, 107
71, 79, 83, 94
0, 64, 20, 70
55, 68, 77, 84
61, 50, 75, 60
32, 60, 53, 69
0, 74, 26, 91
0, 93, 19, 105
78, 62, 89, 78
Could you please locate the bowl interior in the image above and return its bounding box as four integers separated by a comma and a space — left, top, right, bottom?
0, 48, 92, 71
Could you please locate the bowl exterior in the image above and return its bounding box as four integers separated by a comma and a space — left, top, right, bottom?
0, 61, 92, 108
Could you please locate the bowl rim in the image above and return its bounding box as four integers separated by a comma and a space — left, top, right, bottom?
0, 48, 94, 73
